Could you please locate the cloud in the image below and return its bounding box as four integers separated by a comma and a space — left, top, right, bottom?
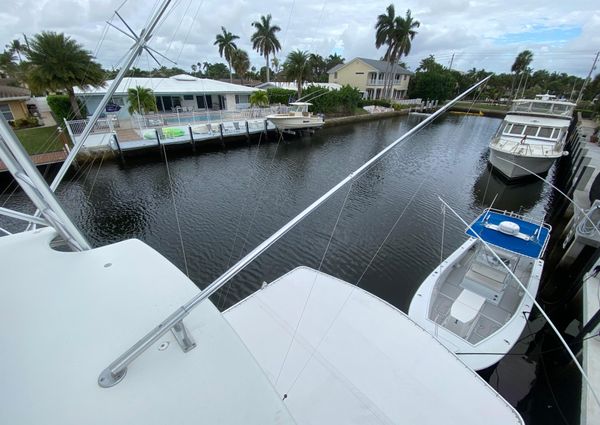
1, 0, 597, 77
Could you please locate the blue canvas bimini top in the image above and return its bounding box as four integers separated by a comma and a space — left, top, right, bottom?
466, 210, 551, 259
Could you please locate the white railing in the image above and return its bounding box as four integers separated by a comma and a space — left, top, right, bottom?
65, 106, 287, 137
393, 98, 423, 106
67, 116, 120, 135
367, 80, 386, 86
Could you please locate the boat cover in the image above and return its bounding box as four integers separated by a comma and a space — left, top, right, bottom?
466, 210, 550, 258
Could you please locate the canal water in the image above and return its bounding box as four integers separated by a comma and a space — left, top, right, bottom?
1, 114, 569, 422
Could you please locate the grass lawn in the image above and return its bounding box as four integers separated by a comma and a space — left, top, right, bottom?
454, 101, 509, 111
14, 126, 69, 155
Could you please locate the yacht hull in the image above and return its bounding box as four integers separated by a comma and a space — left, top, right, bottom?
489, 146, 558, 179
266, 115, 324, 130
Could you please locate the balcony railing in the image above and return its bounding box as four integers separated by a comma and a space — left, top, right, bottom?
367, 79, 406, 87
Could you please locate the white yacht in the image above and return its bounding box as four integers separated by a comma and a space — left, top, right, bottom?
266, 102, 324, 130
488, 94, 575, 179
409, 208, 551, 371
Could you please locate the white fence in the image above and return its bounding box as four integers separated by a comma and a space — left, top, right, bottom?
65, 106, 287, 138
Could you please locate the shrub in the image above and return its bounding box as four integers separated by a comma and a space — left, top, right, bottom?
301, 84, 362, 115
359, 99, 392, 108
266, 88, 296, 105
12, 116, 40, 129
47, 95, 88, 123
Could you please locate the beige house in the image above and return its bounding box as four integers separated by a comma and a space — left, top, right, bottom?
0, 84, 30, 123
328, 57, 413, 100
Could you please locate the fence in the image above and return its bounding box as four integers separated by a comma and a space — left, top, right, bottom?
65, 106, 287, 138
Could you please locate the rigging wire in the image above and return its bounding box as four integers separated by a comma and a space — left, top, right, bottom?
274, 182, 354, 388
161, 143, 190, 277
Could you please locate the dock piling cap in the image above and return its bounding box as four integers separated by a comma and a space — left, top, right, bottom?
498, 221, 520, 236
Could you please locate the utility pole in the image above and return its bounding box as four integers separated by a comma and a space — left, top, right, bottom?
448, 52, 455, 71
576, 51, 599, 104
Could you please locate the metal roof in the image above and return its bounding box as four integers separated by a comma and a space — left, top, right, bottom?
328, 58, 414, 75
255, 82, 342, 90
0, 85, 31, 101
74, 74, 259, 96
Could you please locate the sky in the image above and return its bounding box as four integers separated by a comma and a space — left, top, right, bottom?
1, 0, 598, 77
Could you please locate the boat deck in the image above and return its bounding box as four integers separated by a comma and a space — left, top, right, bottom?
430, 244, 534, 344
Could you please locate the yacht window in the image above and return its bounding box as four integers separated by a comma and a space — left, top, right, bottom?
553, 104, 567, 114
538, 127, 553, 138
509, 124, 525, 135
524, 126, 538, 136
552, 128, 561, 139
501, 123, 511, 134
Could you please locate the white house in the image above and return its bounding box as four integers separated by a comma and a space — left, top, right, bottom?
74, 74, 259, 119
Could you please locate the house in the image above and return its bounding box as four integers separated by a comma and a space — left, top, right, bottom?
74, 74, 260, 119
0, 84, 31, 123
328, 58, 413, 100
255, 82, 342, 91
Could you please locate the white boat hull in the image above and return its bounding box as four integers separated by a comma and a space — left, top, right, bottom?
489, 146, 559, 179
408, 239, 544, 371
266, 115, 324, 130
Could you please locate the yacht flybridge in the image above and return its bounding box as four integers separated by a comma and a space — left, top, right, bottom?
266, 102, 324, 130
0, 3, 525, 420
488, 94, 575, 179
409, 208, 551, 371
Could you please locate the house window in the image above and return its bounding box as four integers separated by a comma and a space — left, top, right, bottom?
403, 75, 408, 81
334, 72, 338, 78
235, 94, 249, 104
0, 104, 13, 121
183, 94, 194, 100
355, 72, 364, 74
395, 74, 400, 80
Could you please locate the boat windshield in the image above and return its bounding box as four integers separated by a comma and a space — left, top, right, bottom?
510, 101, 574, 117
289, 104, 308, 113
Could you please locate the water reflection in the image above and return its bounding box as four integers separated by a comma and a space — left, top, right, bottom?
472, 164, 545, 213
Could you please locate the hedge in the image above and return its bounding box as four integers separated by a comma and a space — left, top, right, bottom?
47, 95, 88, 124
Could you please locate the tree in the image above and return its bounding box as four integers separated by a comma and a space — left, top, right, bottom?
231, 49, 250, 84
250, 90, 269, 107
326, 53, 345, 70
251, 14, 281, 83
6, 39, 24, 62
0, 50, 17, 78
214, 27, 239, 82
417, 55, 443, 73
511, 50, 533, 98
309, 53, 328, 82
284, 50, 311, 98
271, 56, 280, 78
127, 86, 157, 115
385, 8, 419, 98
25, 31, 105, 119
205, 62, 230, 79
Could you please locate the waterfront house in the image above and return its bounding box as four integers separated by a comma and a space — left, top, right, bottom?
327, 58, 413, 100
74, 74, 259, 119
0, 83, 31, 123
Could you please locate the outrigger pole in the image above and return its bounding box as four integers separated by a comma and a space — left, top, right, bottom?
98, 75, 492, 387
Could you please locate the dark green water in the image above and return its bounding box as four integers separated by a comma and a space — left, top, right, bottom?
2, 114, 570, 422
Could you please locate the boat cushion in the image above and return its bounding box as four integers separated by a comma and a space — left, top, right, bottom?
450, 289, 486, 323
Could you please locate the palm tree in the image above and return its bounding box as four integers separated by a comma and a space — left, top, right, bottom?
231, 49, 250, 84
284, 50, 311, 98
375, 6, 419, 99
127, 86, 157, 115
214, 27, 239, 83
250, 90, 269, 107
251, 14, 281, 83
25, 31, 105, 119
6, 39, 24, 62
511, 50, 533, 98
0, 50, 17, 78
